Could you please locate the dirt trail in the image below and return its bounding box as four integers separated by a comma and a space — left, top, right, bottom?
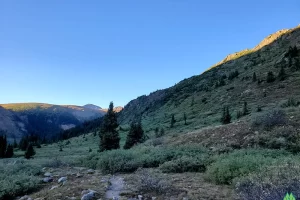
105, 176, 125, 199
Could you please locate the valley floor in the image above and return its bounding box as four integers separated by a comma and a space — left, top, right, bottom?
24, 167, 233, 200
3, 107, 300, 200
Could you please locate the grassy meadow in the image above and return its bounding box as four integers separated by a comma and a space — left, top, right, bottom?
2, 105, 300, 199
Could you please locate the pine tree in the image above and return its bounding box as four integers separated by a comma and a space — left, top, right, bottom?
3, 135, 7, 156
267, 71, 275, 83
13, 138, 18, 148
0, 135, 6, 158
191, 96, 195, 107
278, 66, 286, 81
19, 136, 29, 151
221, 106, 231, 124
154, 127, 160, 138
184, 113, 187, 125
5, 144, 14, 158
243, 101, 250, 116
99, 102, 120, 152
170, 114, 176, 128
252, 72, 257, 82
24, 143, 35, 159
295, 58, 300, 71
42, 136, 47, 144
124, 121, 144, 149
160, 128, 165, 136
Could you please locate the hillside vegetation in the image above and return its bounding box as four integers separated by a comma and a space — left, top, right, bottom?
119, 25, 300, 134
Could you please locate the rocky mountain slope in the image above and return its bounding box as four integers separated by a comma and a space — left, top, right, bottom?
0, 103, 106, 141
118, 25, 300, 132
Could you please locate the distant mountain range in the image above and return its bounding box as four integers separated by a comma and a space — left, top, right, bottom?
0, 103, 122, 142
83, 104, 103, 110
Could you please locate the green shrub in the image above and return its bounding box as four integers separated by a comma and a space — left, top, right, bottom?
254, 126, 300, 153
96, 150, 140, 174
267, 71, 275, 83
42, 157, 71, 168
135, 169, 172, 194
159, 155, 208, 173
80, 145, 209, 174
252, 109, 287, 130
0, 162, 40, 199
205, 149, 289, 185
236, 161, 300, 200
281, 98, 299, 108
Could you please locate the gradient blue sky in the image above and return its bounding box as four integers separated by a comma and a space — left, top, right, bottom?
1, 1, 299, 107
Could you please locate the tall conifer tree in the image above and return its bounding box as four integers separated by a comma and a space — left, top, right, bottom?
99, 102, 120, 151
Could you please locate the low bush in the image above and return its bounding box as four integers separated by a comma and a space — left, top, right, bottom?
80, 145, 209, 174
252, 109, 287, 130
159, 155, 208, 173
96, 150, 140, 174
253, 126, 300, 153
281, 98, 299, 108
42, 157, 71, 168
236, 161, 300, 200
0, 161, 41, 199
205, 149, 289, 185
135, 168, 171, 194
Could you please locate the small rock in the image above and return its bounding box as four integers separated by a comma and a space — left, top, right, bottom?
138, 195, 143, 200
43, 177, 53, 183
42, 167, 48, 172
76, 173, 83, 178
81, 190, 89, 195
50, 185, 59, 190
44, 172, 52, 177
81, 192, 95, 200
87, 169, 95, 174
19, 196, 31, 200
58, 177, 67, 183
152, 198, 157, 200
100, 178, 107, 182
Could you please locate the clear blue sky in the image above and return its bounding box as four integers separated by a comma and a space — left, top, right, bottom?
1, 0, 299, 107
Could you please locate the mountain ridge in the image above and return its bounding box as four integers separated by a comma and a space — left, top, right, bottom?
0, 103, 106, 141
118, 25, 300, 133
